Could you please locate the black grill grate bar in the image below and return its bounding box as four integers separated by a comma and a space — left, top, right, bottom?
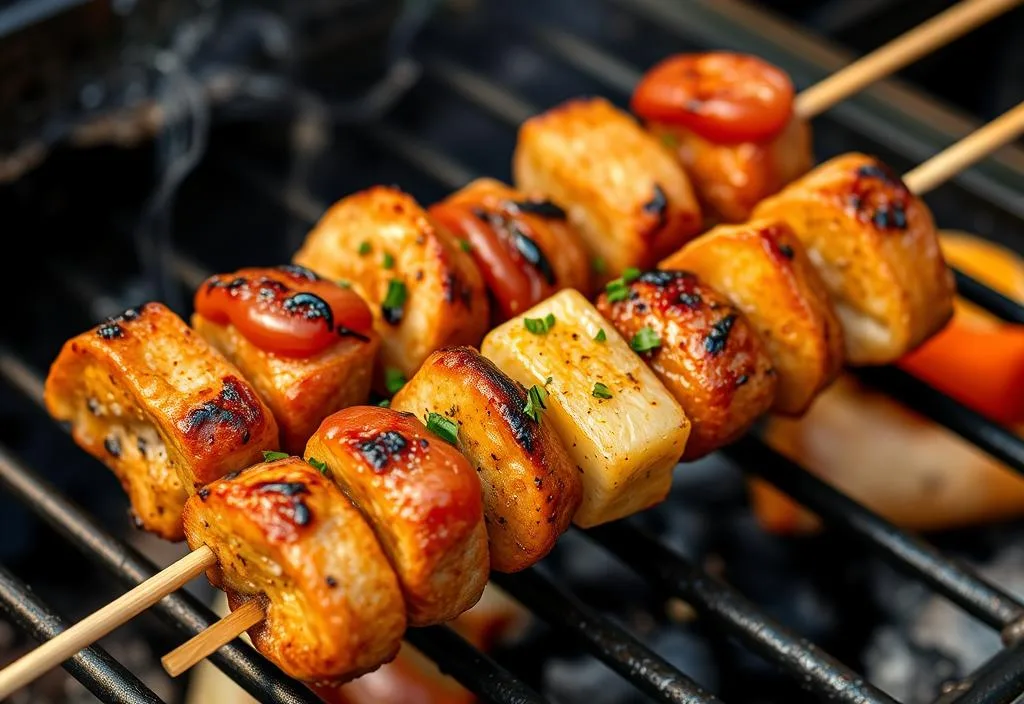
0, 443, 322, 704
854, 366, 1024, 476
404, 626, 547, 704
492, 569, 720, 704
424, 45, 1024, 325
724, 436, 1024, 631
0, 565, 164, 704
587, 521, 899, 704
933, 642, 1024, 704
0, 347, 554, 704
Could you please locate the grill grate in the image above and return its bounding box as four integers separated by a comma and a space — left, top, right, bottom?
3, 0, 1024, 703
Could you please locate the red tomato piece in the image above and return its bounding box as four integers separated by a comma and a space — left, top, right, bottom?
631, 52, 794, 144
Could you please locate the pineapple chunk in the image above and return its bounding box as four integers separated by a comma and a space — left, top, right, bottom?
481, 289, 690, 527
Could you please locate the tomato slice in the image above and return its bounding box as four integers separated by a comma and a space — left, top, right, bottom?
195, 266, 373, 358
631, 52, 795, 144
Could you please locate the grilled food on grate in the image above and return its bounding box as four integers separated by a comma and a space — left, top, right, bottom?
192, 265, 379, 454
293, 186, 490, 386
390, 346, 582, 573
43, 302, 279, 540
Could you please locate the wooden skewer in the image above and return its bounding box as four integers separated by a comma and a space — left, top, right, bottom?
0, 545, 216, 700
795, 0, 1023, 119
162, 597, 266, 677
903, 101, 1024, 195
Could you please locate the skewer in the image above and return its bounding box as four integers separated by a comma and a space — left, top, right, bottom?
161, 598, 266, 677
794, 0, 1023, 119
0, 545, 215, 700
903, 101, 1024, 195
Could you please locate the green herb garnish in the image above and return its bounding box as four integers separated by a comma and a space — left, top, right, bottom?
384, 367, 407, 395
594, 328, 607, 342
425, 412, 459, 444
524, 313, 556, 335
262, 450, 289, 462
592, 382, 613, 399
523, 384, 549, 422
630, 327, 662, 354
358, 241, 372, 256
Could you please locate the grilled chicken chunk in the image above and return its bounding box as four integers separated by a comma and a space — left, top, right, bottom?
182, 458, 405, 682
752, 153, 955, 364
193, 265, 379, 454
391, 347, 582, 572
428, 178, 592, 322
293, 186, 490, 383
649, 117, 812, 224
44, 303, 279, 540
662, 220, 843, 414
305, 406, 488, 625
513, 98, 702, 281
597, 271, 776, 460
482, 289, 690, 527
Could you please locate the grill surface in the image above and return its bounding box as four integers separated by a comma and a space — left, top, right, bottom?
2, 0, 1024, 703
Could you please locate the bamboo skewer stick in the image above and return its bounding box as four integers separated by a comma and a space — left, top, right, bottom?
0, 545, 216, 700
161, 598, 266, 677
903, 101, 1024, 194
795, 0, 1023, 119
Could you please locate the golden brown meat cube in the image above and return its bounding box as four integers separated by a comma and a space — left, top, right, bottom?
649, 116, 812, 224
513, 97, 702, 280
192, 265, 379, 454
305, 406, 488, 625
182, 457, 406, 682
44, 303, 279, 540
391, 346, 582, 572
596, 271, 776, 460
661, 219, 843, 415
428, 177, 592, 322
293, 186, 490, 384
752, 153, 955, 364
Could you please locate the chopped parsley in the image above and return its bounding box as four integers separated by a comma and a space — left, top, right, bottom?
460, 240, 472, 252
377, 398, 391, 407
592, 257, 607, 275
592, 382, 613, 399
307, 457, 329, 475
605, 267, 641, 303
336, 279, 351, 289
523, 384, 548, 422
630, 327, 662, 354
594, 328, 607, 343
382, 252, 395, 269
358, 241, 372, 256
384, 367, 407, 395
262, 450, 289, 462
524, 313, 556, 335
381, 279, 407, 323
425, 412, 459, 444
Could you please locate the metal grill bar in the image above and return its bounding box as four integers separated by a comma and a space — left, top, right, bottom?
723, 436, 1024, 631
0, 350, 552, 704
0, 565, 164, 704
937, 642, 1024, 704
492, 569, 719, 704
855, 366, 1024, 474
587, 522, 898, 704
403, 627, 547, 704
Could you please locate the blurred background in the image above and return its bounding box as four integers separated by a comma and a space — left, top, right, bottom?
0, 1, 1022, 702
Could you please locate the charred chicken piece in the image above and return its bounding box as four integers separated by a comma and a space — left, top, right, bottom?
596, 271, 776, 460
662, 219, 843, 415
44, 303, 279, 540
514, 97, 702, 281
391, 346, 582, 572
193, 265, 379, 454
752, 153, 955, 364
293, 186, 489, 384
428, 177, 592, 322
182, 457, 406, 682
305, 406, 488, 625
482, 289, 690, 526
